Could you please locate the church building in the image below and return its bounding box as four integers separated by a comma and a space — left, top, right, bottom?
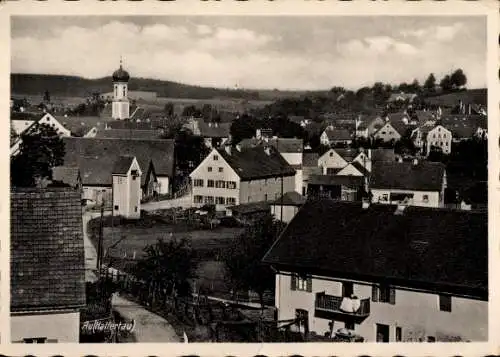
112, 59, 130, 120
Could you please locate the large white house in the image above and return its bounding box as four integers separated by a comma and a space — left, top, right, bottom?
190, 146, 296, 211
369, 159, 447, 208
11, 188, 86, 343
411, 124, 452, 156
263, 200, 488, 342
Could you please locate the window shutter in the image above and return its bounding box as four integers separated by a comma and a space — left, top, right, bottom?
306, 277, 312, 292
389, 287, 396, 305
372, 285, 379, 302
290, 274, 296, 291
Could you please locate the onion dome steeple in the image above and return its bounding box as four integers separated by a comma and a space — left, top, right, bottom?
112, 57, 130, 82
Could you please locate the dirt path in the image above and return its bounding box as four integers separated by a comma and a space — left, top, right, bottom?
112, 294, 181, 342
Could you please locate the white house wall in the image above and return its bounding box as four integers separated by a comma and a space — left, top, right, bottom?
11, 312, 80, 343
374, 123, 401, 142
157, 176, 170, 195
270, 205, 299, 223
239, 175, 295, 204
190, 149, 241, 210
370, 189, 441, 208
318, 150, 348, 174
11, 120, 35, 136
337, 164, 363, 176
275, 272, 487, 342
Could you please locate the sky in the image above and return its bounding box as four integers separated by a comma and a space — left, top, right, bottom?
11, 16, 487, 91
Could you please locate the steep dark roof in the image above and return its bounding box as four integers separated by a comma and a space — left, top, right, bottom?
95, 128, 163, 140
303, 152, 319, 167
52, 166, 81, 187
370, 161, 445, 191
371, 149, 396, 163
309, 174, 364, 187
11, 188, 86, 312
112, 156, 136, 175
238, 138, 303, 153
220, 146, 295, 181
63, 137, 174, 185
349, 161, 370, 176
325, 128, 352, 141
273, 191, 307, 206
334, 148, 361, 162
263, 200, 487, 298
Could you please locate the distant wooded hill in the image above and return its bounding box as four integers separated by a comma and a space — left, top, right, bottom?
10, 73, 316, 101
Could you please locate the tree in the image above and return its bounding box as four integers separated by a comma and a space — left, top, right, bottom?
164, 102, 174, 117
450, 69, 467, 89
223, 214, 285, 308
174, 129, 209, 174
11, 123, 65, 187
230, 114, 258, 144
410, 79, 421, 93
423, 73, 436, 92
136, 237, 197, 308
43, 90, 50, 103
440, 75, 453, 92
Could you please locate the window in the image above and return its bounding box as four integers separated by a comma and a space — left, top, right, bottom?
204, 196, 214, 204
396, 327, 402, 342
213, 155, 219, 160
226, 181, 237, 189
215, 180, 225, 188
123, 87, 126, 97
208, 167, 213, 172
439, 294, 452, 312
422, 194, 429, 203
290, 274, 312, 292
226, 197, 236, 205
382, 194, 389, 202
207, 180, 214, 187
219, 167, 224, 173
342, 282, 354, 297
445, 142, 448, 146
194, 195, 203, 204
433, 134, 436, 139
329, 152, 333, 157
215, 196, 225, 204
264, 194, 268, 201
372, 284, 395, 304
193, 179, 204, 187
135, 206, 138, 212
114, 205, 119, 210
381, 131, 386, 135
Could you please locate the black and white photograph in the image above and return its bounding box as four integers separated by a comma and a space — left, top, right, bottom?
7, 8, 492, 349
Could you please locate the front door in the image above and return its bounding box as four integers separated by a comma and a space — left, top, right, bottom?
296, 309, 309, 335
342, 282, 353, 297
376, 323, 390, 342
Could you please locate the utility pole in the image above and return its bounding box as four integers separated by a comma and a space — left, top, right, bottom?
96, 200, 105, 278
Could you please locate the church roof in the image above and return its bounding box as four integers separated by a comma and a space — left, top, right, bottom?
112, 63, 130, 82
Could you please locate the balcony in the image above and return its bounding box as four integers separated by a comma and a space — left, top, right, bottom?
314, 294, 370, 322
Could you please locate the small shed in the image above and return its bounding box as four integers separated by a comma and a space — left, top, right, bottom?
270, 191, 306, 223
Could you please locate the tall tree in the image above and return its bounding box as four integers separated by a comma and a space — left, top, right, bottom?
440, 75, 453, 92
164, 102, 175, 117
223, 214, 286, 308
423, 73, 436, 92
450, 69, 467, 89
11, 124, 65, 187
136, 237, 197, 307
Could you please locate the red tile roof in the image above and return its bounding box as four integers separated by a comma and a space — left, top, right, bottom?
11, 188, 86, 312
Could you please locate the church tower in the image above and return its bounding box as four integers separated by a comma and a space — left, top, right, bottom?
112, 58, 130, 120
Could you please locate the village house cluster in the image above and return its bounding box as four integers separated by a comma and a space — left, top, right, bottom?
10, 61, 488, 343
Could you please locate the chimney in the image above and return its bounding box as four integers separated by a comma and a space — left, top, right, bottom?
225, 145, 231, 155
412, 158, 419, 166
264, 146, 271, 156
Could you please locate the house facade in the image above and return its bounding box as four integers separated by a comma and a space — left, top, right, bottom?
369, 160, 447, 208
412, 125, 452, 156
263, 200, 488, 343
190, 146, 296, 211
318, 148, 371, 176
320, 128, 353, 146
270, 191, 306, 223
11, 188, 85, 343
112, 156, 142, 219
373, 122, 402, 143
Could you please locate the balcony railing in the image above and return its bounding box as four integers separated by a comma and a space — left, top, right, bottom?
315, 294, 370, 317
